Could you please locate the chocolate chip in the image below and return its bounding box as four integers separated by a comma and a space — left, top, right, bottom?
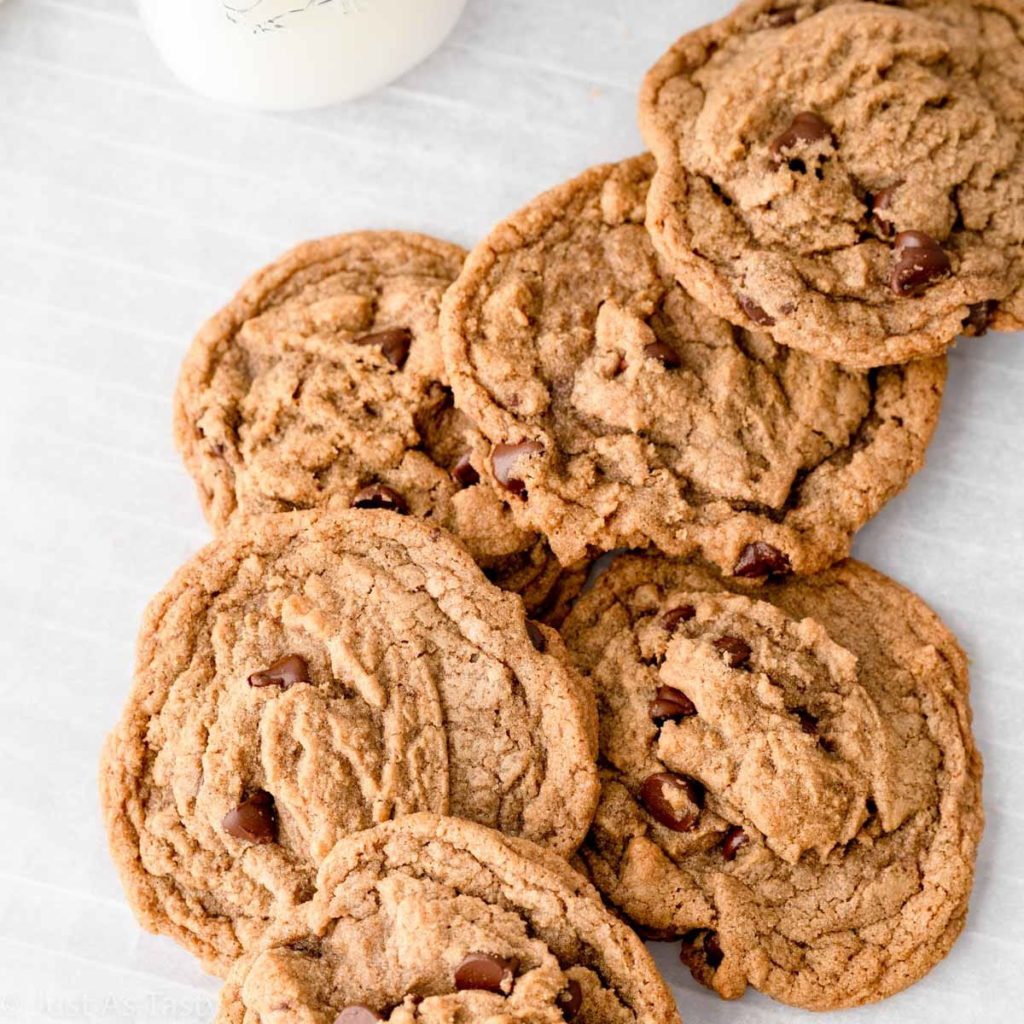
492, 441, 544, 497
963, 300, 995, 337
451, 453, 480, 488
454, 952, 516, 993
222, 790, 277, 844
733, 541, 791, 578
713, 636, 751, 669
795, 708, 819, 734
352, 484, 407, 514
525, 620, 547, 653
556, 979, 583, 1020
890, 231, 952, 296
721, 825, 749, 861
869, 183, 900, 236
770, 111, 831, 161
354, 327, 412, 368
662, 604, 696, 632
334, 1008, 382, 1024
639, 772, 704, 832
643, 341, 681, 369
738, 294, 775, 326
650, 685, 697, 725
248, 654, 310, 689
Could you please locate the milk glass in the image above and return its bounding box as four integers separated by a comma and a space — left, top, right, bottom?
138, 0, 469, 110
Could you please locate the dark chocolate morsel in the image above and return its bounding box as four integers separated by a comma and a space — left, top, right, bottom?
734, 542, 791, 578
770, 111, 831, 160
454, 952, 516, 993
721, 825, 749, 861
662, 604, 696, 632
222, 790, 277, 844
650, 685, 697, 725
644, 341, 681, 369
713, 636, 751, 669
352, 484, 407, 514
492, 441, 544, 497
639, 772, 704, 831
890, 231, 952, 296
451, 453, 480, 488
354, 327, 412, 368
248, 654, 310, 689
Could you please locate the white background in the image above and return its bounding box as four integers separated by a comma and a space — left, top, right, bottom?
0, 1, 1022, 1021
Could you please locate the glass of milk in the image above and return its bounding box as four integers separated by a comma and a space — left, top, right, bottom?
138, 0, 469, 110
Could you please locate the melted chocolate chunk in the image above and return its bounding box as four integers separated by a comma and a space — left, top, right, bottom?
353, 327, 412, 368
222, 790, 277, 844
650, 685, 698, 725
492, 441, 544, 497
451, 453, 480, 488
890, 231, 952, 296
770, 111, 832, 161
454, 953, 516, 993
713, 636, 751, 669
734, 542, 791, 578
352, 484, 407, 514
639, 772, 704, 831
248, 654, 310, 689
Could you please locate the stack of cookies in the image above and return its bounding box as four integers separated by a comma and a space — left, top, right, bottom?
101, 0, 1020, 1019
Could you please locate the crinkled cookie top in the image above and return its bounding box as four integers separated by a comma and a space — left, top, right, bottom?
174, 231, 557, 606
441, 155, 944, 575
640, 0, 1024, 366
215, 815, 680, 1024
100, 511, 598, 972
562, 554, 982, 1010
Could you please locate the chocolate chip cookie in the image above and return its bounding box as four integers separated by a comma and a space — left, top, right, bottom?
640, 0, 1024, 367
441, 155, 945, 577
561, 553, 982, 1010
173, 231, 559, 610
99, 510, 598, 973
214, 814, 680, 1024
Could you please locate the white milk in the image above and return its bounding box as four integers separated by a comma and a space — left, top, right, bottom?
138, 0, 469, 110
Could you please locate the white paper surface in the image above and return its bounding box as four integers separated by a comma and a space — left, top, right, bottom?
0, 1, 1021, 1021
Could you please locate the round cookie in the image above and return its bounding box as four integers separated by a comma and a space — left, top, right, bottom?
174, 230, 559, 609
99, 510, 598, 973
214, 814, 681, 1024
639, 0, 1024, 367
561, 554, 983, 1010
441, 155, 945, 577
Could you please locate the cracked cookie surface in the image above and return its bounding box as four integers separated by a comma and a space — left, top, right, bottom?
173, 231, 559, 610
214, 815, 680, 1024
441, 156, 945, 576
561, 554, 982, 1010
99, 510, 598, 973
639, 0, 1024, 368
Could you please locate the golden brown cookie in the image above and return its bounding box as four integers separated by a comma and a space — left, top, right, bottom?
99, 510, 598, 973
214, 815, 681, 1024
561, 553, 982, 1010
441, 156, 945, 577
639, 0, 1024, 368
173, 230, 559, 610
